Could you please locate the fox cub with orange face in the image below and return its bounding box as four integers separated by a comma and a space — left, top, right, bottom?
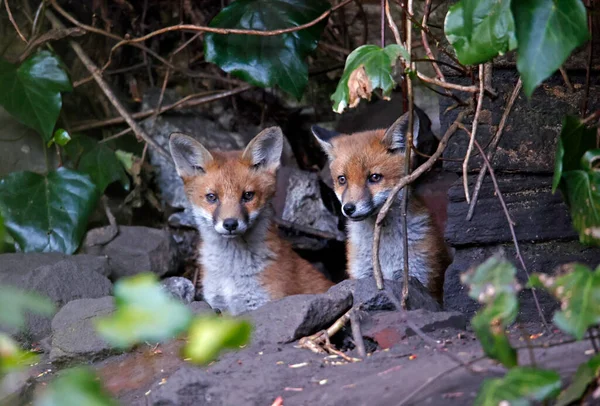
312, 112, 450, 302
170, 127, 333, 315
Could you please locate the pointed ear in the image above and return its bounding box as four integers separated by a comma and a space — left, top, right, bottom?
169, 132, 214, 177
242, 127, 283, 171
381, 112, 421, 153
311, 125, 340, 159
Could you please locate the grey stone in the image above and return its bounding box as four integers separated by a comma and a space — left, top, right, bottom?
161, 277, 195, 304
248, 288, 353, 344
188, 301, 213, 315
445, 175, 577, 246
147, 365, 215, 406
443, 242, 600, 321
330, 277, 441, 312
0, 254, 113, 342
82, 226, 178, 279
50, 296, 116, 364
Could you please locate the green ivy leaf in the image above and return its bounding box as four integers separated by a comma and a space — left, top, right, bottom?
0, 168, 99, 254
475, 367, 561, 406
34, 367, 118, 406
512, 0, 589, 97
552, 116, 597, 193
95, 273, 193, 349
0, 51, 72, 141
331, 44, 409, 113
461, 256, 521, 303
471, 292, 518, 368
556, 353, 600, 406
182, 316, 252, 365
562, 164, 600, 246
445, 0, 517, 65
47, 128, 71, 148
205, 0, 330, 100
0, 286, 56, 330
0, 333, 39, 376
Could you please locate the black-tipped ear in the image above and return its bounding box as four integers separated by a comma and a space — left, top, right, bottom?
311, 125, 340, 158
169, 132, 214, 177
242, 127, 283, 171
381, 112, 421, 153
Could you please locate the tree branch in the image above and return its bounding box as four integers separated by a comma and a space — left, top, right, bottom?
462, 64, 485, 203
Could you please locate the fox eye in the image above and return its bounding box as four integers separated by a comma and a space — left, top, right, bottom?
242, 191, 255, 202
338, 176, 347, 185
368, 173, 383, 183
206, 193, 218, 203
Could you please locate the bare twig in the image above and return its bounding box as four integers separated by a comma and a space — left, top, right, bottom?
462, 64, 485, 203
45, 9, 170, 160
19, 27, 85, 62
349, 309, 366, 358
581, 0, 594, 115
473, 140, 550, 333
384, 0, 401, 45
299, 308, 360, 362
5, 0, 28, 43
380, 0, 385, 47
99, 127, 133, 144
421, 0, 444, 81
559, 66, 574, 93
582, 110, 600, 126
372, 110, 469, 289
466, 78, 522, 220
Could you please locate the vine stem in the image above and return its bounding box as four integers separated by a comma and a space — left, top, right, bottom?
473, 139, 551, 333
4, 0, 28, 43
462, 64, 485, 203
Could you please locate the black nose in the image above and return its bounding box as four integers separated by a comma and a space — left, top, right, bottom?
343, 203, 356, 216
223, 218, 239, 231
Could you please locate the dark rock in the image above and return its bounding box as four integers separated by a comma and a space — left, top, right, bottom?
188, 301, 213, 315
248, 288, 353, 344
82, 226, 178, 279
50, 296, 117, 364
0, 254, 112, 342
330, 278, 441, 312
161, 277, 195, 304
361, 309, 466, 349
146, 365, 215, 405
443, 242, 600, 321
445, 175, 577, 246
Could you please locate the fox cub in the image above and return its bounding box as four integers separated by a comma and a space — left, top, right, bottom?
169, 127, 333, 315
312, 112, 450, 302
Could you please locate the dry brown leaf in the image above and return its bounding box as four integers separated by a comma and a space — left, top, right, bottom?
348, 65, 372, 108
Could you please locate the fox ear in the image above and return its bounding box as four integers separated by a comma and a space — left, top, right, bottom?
242, 127, 283, 171
382, 112, 420, 153
311, 125, 340, 159
169, 132, 214, 177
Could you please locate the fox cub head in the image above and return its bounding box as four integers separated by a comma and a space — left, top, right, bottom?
169, 127, 283, 237
312, 112, 420, 221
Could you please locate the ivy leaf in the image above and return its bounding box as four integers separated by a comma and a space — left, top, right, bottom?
182, 316, 252, 365
445, 0, 517, 65
512, 0, 589, 97
475, 367, 561, 406
556, 354, 600, 406
0, 51, 72, 141
552, 116, 597, 193
0, 168, 99, 254
205, 0, 330, 100
461, 255, 521, 303
0, 333, 39, 376
471, 292, 518, 368
47, 128, 71, 148
34, 367, 118, 406
0, 286, 56, 330
331, 44, 409, 113
95, 273, 193, 349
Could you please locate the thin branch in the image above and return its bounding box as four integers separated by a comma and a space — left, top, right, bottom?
467, 78, 522, 221
5, 0, 28, 43
19, 27, 85, 62
349, 309, 366, 358
384, 0, 401, 45
581, 0, 594, 115
473, 140, 550, 333
462, 65, 485, 204
559, 66, 574, 93
582, 109, 600, 126
421, 0, 444, 81
380, 0, 385, 48
45, 9, 171, 160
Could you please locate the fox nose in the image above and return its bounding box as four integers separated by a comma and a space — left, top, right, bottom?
222, 218, 239, 232
343, 203, 356, 216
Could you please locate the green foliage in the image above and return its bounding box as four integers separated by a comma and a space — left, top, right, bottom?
0, 333, 39, 376
0, 51, 72, 141
47, 128, 72, 148
331, 44, 409, 113
475, 367, 561, 406
529, 264, 600, 340
0, 168, 99, 254
555, 353, 600, 406
95, 273, 193, 349
183, 316, 252, 365
34, 367, 118, 406
0, 286, 56, 330
444, 0, 516, 65
205, 0, 329, 100
512, 0, 589, 97
461, 255, 520, 302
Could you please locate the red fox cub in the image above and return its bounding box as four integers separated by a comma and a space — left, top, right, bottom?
169, 127, 333, 315
312, 112, 450, 302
